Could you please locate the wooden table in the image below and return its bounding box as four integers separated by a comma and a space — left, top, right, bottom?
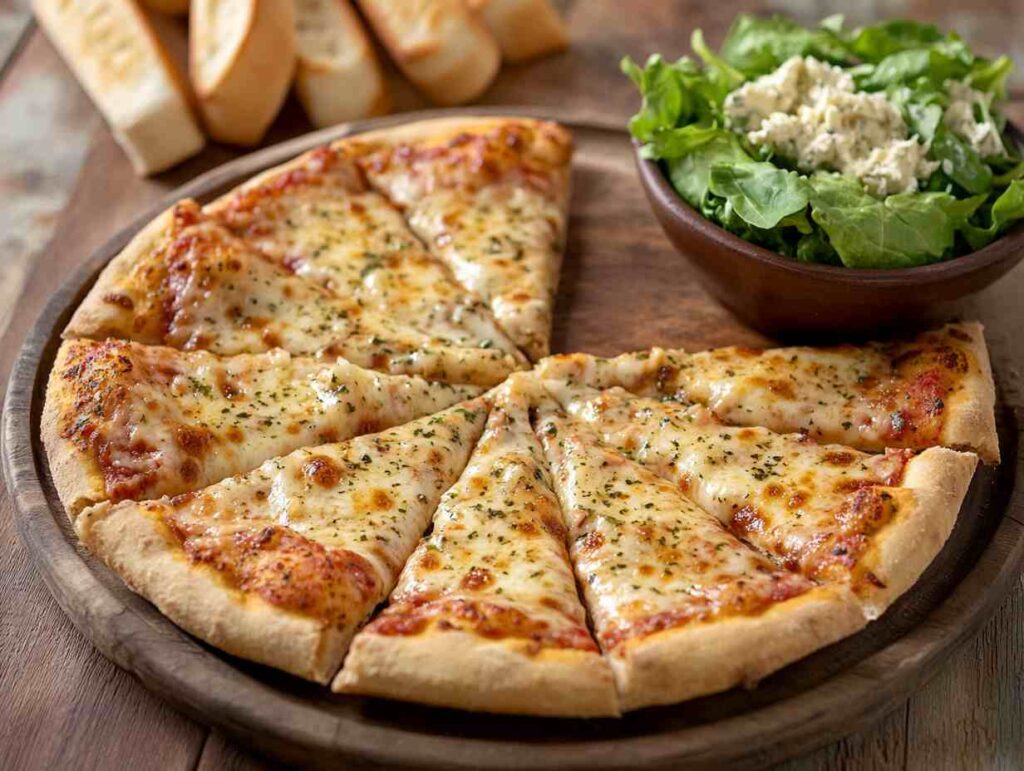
1, 1, 1022, 768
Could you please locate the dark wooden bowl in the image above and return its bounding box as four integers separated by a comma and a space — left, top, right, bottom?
634, 140, 1024, 340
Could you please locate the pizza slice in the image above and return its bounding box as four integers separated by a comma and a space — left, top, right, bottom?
43, 338, 481, 515
76, 398, 489, 683
536, 322, 998, 462
347, 116, 572, 361
335, 375, 618, 716
205, 143, 525, 360
544, 382, 978, 619
536, 401, 863, 711
65, 201, 521, 387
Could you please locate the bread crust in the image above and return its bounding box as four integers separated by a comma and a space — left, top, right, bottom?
190, 0, 297, 145
469, 0, 569, 62
41, 343, 107, 519
294, 0, 390, 127
611, 586, 865, 712
78, 501, 350, 683
857, 447, 978, 619
139, 0, 190, 14
355, 0, 500, 106
939, 322, 999, 464
334, 626, 619, 716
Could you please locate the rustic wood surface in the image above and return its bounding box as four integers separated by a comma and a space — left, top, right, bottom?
1, 1, 1022, 769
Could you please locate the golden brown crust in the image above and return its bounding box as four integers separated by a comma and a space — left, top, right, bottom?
41, 342, 107, 519
334, 625, 619, 716
857, 447, 978, 619
469, 0, 569, 63
611, 586, 865, 711
938, 322, 999, 463
77, 501, 350, 683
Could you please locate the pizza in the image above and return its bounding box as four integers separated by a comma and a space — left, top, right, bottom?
348, 117, 572, 361
536, 322, 998, 462
42, 116, 1000, 718
536, 402, 863, 711
204, 143, 525, 360
67, 201, 520, 387
335, 376, 619, 716
76, 399, 489, 683
42, 338, 480, 515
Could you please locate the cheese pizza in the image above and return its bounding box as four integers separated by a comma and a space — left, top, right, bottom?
536, 322, 998, 462
543, 382, 977, 618
335, 376, 619, 716
67, 201, 520, 387
536, 401, 863, 710
43, 338, 480, 515
76, 399, 488, 683
348, 117, 572, 361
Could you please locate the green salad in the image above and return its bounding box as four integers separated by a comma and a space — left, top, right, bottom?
624, 15, 1024, 268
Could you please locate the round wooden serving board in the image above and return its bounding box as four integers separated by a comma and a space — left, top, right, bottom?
4, 108, 1024, 770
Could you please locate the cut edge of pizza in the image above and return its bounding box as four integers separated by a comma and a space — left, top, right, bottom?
334, 374, 619, 716
202, 143, 527, 362
63, 200, 524, 388
535, 321, 998, 463
543, 380, 979, 622
342, 116, 573, 362
42, 338, 482, 518
75, 397, 490, 684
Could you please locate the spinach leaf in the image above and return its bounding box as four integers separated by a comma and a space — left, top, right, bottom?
642, 124, 723, 160
709, 162, 811, 229
857, 41, 973, 91
621, 55, 689, 142
969, 55, 1014, 99
808, 173, 983, 267
718, 14, 851, 77
690, 29, 745, 95
846, 20, 945, 63
930, 126, 994, 194
962, 180, 1024, 249
666, 131, 752, 207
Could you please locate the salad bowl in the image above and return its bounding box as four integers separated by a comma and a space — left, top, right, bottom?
635, 131, 1024, 338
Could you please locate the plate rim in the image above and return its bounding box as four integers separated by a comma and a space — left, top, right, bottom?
4, 105, 1024, 770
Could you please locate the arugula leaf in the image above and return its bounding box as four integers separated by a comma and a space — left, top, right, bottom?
962, 180, 1024, 249
690, 29, 746, 94
621, 55, 689, 142
930, 126, 994, 194
718, 14, 851, 77
969, 55, 1015, 99
808, 173, 983, 267
709, 162, 811, 229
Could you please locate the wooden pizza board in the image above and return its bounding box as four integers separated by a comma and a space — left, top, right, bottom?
4, 107, 1024, 770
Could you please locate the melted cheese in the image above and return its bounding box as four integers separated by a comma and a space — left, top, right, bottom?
538, 409, 816, 653
56, 339, 480, 503
210, 147, 522, 357
368, 378, 597, 650
553, 385, 911, 587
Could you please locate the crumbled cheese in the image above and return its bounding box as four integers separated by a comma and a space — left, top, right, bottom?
943, 79, 1005, 159
724, 56, 939, 196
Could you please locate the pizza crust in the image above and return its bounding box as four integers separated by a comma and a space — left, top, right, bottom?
77, 501, 351, 684
41, 343, 108, 519
334, 626, 619, 717
939, 322, 999, 464
857, 446, 979, 619
611, 586, 865, 712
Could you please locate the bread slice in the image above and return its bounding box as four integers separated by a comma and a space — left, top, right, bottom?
469, 0, 569, 62
139, 0, 190, 14
294, 0, 390, 127
190, 0, 297, 145
32, 0, 205, 175
355, 0, 500, 106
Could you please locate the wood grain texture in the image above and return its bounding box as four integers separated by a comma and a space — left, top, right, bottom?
2, 1, 1024, 769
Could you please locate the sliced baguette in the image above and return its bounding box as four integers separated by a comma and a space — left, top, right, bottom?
355, 0, 500, 106
294, 0, 390, 127
190, 0, 297, 146
469, 0, 568, 62
32, 0, 205, 175
140, 0, 190, 14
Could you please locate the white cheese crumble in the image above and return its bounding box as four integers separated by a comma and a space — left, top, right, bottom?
724, 56, 939, 196
943, 79, 1005, 159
